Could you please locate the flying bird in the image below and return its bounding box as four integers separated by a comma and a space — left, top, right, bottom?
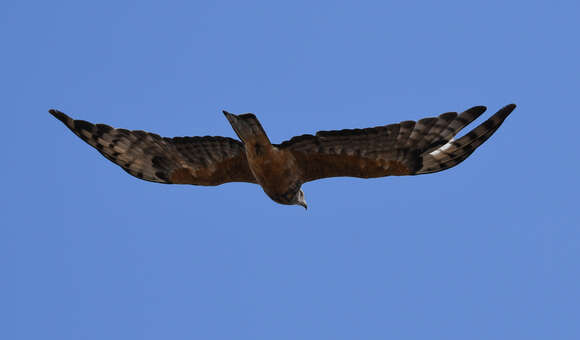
49, 104, 516, 209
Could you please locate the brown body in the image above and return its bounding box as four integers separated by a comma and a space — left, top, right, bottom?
49, 104, 516, 208
223, 112, 304, 205
248, 145, 302, 204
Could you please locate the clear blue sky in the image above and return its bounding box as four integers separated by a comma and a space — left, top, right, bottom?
2, 1, 579, 339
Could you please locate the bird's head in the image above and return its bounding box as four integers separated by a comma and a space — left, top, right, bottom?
292, 189, 308, 210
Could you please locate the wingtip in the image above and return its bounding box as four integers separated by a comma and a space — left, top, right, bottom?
48, 109, 70, 123
469, 105, 487, 114
495, 103, 517, 120
504, 103, 517, 111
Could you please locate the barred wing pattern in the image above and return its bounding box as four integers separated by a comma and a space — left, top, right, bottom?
279, 104, 516, 182
49, 110, 256, 185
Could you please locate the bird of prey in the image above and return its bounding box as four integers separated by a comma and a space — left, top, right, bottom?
50, 104, 516, 209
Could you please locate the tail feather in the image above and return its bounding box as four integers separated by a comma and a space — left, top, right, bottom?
223, 111, 270, 145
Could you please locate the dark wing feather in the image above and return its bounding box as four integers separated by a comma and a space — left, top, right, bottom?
417, 104, 515, 174
278, 104, 515, 182
50, 110, 256, 185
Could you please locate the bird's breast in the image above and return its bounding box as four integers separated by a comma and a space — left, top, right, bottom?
246, 146, 302, 204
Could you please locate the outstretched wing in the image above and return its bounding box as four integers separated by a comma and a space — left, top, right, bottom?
50, 110, 256, 185
278, 104, 516, 182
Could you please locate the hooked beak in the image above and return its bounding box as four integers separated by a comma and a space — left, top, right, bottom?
298, 201, 308, 210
